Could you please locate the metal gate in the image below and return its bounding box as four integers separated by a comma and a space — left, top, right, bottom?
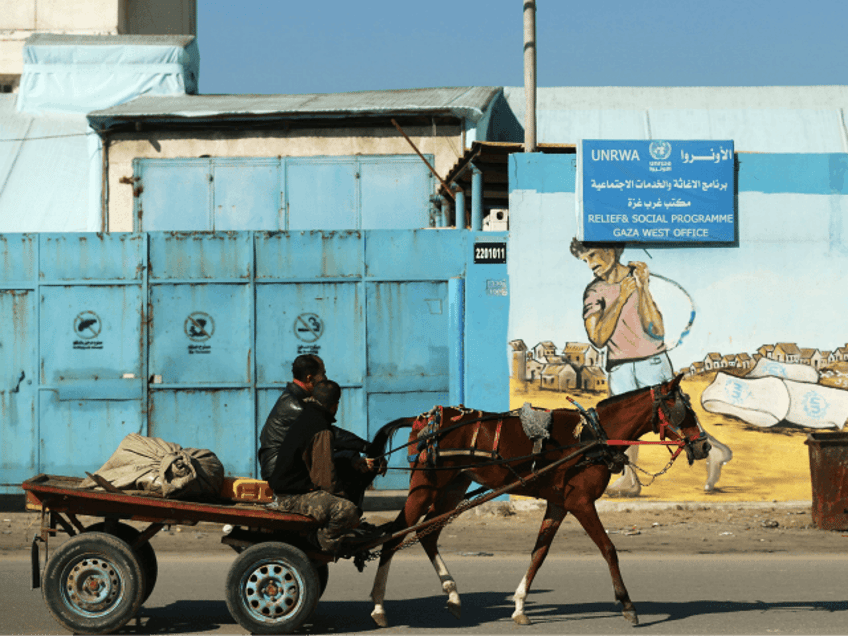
0, 230, 509, 493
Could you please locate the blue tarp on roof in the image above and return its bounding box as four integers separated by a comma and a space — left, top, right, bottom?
0, 35, 198, 231
17, 34, 198, 115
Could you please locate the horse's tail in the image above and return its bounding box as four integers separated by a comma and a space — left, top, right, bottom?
366, 417, 416, 460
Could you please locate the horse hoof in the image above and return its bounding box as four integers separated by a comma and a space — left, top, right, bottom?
371, 610, 389, 628
447, 600, 462, 619
622, 609, 639, 625
513, 613, 532, 625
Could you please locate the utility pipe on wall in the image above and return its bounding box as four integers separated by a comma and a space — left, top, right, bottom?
455, 186, 466, 228
523, 0, 537, 153
471, 166, 483, 230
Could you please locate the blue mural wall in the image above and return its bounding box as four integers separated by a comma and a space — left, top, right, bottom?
509, 152, 848, 376
508, 151, 848, 500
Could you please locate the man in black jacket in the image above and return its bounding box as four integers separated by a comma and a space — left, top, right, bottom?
258, 354, 384, 507
261, 379, 363, 552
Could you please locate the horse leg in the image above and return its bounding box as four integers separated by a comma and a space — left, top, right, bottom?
570, 501, 639, 625
511, 501, 567, 625
416, 474, 472, 619
369, 484, 439, 628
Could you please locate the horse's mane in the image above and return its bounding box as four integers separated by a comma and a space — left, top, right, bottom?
365, 417, 415, 459
595, 384, 652, 408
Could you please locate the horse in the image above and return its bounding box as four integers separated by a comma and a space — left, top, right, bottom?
362, 374, 711, 627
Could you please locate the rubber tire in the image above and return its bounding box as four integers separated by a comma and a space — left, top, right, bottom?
41, 532, 145, 635
86, 521, 158, 603
225, 541, 320, 635
315, 563, 329, 598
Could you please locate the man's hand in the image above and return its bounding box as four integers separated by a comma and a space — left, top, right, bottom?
619, 274, 638, 300
628, 261, 650, 290
352, 456, 388, 475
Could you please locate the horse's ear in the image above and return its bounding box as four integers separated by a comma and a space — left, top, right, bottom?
669, 373, 684, 390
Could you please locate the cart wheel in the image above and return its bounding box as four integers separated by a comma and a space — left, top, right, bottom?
41, 532, 145, 635
86, 521, 158, 603
315, 563, 329, 598
225, 542, 320, 634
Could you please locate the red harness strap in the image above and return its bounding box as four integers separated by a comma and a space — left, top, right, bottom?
492, 419, 503, 454
604, 388, 686, 459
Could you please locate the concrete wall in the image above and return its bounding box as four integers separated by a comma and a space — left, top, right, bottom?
105, 124, 463, 231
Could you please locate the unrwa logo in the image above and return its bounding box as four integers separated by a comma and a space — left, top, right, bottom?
649, 141, 672, 161
724, 377, 751, 405
762, 362, 788, 378
801, 391, 828, 419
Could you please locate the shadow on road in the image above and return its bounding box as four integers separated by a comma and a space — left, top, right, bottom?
126, 600, 237, 634
102, 594, 848, 633
506, 596, 848, 628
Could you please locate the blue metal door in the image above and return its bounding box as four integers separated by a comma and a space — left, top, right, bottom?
135, 155, 435, 231
0, 289, 37, 488
286, 159, 358, 230
146, 232, 255, 476
366, 281, 452, 489
134, 159, 211, 231
213, 160, 282, 230
37, 234, 145, 477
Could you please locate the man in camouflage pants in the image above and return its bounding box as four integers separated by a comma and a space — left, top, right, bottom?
263, 379, 377, 552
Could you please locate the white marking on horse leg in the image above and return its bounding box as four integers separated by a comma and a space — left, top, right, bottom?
511, 574, 531, 624
430, 552, 461, 618
370, 559, 392, 627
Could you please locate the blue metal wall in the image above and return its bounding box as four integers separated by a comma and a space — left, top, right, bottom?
133, 156, 436, 231
0, 230, 509, 492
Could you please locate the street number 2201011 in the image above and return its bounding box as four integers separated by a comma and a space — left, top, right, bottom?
474, 243, 507, 264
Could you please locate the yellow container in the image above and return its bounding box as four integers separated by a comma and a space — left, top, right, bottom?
221, 477, 274, 503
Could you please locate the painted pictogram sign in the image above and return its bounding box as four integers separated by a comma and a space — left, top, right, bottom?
73, 311, 104, 350
74, 311, 101, 339
185, 312, 214, 342
294, 313, 323, 343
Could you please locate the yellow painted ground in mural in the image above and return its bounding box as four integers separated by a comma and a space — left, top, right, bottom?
510, 374, 814, 503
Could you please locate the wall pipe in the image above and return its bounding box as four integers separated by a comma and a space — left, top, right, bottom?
523, 1, 537, 153
455, 186, 466, 228
471, 165, 483, 230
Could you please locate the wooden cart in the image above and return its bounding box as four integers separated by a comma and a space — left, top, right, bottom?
23, 474, 341, 635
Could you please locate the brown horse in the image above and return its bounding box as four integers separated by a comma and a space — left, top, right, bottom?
364, 375, 710, 627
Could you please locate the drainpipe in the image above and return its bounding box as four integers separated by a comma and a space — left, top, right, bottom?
454, 186, 466, 228
101, 134, 110, 232
524, 0, 537, 153
438, 194, 449, 227
471, 165, 483, 231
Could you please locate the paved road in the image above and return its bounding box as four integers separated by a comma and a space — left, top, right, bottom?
2, 551, 846, 634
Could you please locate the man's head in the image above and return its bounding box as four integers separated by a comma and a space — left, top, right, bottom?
291, 354, 326, 394
570, 238, 624, 281
311, 380, 341, 415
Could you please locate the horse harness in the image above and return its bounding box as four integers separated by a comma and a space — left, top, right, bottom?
405, 385, 701, 478
409, 406, 507, 466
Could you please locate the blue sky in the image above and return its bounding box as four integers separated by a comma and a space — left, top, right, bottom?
198, 0, 847, 95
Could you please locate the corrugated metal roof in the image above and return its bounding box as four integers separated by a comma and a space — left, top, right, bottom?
87, 86, 502, 131
503, 86, 848, 153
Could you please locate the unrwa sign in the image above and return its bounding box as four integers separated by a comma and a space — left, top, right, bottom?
576, 140, 736, 243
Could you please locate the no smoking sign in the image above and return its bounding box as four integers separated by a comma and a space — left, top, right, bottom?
294, 313, 323, 342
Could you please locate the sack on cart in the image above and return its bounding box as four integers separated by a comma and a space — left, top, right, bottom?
79, 432, 224, 499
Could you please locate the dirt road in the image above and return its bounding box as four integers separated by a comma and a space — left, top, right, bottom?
3, 499, 846, 558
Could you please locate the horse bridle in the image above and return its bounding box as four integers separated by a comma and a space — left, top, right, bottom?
650, 385, 708, 464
